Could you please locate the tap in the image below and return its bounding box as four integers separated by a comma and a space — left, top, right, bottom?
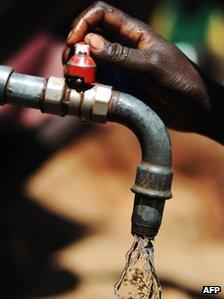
0, 65, 173, 238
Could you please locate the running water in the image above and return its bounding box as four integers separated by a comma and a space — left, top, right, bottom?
114, 236, 161, 299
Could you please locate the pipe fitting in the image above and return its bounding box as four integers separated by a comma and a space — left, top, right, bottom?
0, 64, 173, 238
132, 163, 172, 199
0, 66, 14, 104
108, 91, 173, 238
92, 84, 112, 123
0, 66, 113, 123
67, 83, 112, 123
42, 77, 65, 116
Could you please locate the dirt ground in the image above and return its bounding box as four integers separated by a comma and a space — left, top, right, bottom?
26, 123, 224, 299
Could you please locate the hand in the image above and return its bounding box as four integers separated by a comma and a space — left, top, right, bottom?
63, 1, 224, 142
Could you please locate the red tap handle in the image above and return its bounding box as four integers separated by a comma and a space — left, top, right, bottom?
65, 42, 96, 86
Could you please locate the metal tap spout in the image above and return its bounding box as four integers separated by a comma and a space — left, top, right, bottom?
0, 65, 173, 238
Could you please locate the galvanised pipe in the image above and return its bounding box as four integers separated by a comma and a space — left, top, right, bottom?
0, 65, 173, 238
108, 92, 173, 237
0, 66, 46, 109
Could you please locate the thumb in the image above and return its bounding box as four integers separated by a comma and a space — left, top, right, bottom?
85, 33, 147, 71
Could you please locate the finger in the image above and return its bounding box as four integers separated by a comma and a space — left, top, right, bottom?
62, 46, 71, 65
84, 33, 149, 71
67, 1, 151, 49
67, 3, 105, 45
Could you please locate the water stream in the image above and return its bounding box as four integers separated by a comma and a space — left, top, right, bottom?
114, 236, 161, 299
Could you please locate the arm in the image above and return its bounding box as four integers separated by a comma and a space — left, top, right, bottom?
63, 1, 224, 144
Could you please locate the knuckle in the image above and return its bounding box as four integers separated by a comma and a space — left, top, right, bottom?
106, 43, 129, 64
110, 43, 122, 61
146, 48, 162, 69
110, 43, 122, 60
93, 1, 106, 8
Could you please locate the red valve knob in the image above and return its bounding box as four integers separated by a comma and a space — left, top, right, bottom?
65, 42, 96, 90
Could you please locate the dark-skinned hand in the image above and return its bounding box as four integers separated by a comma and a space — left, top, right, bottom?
63, 1, 224, 144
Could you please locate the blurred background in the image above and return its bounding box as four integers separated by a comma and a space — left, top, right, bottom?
0, 0, 223, 298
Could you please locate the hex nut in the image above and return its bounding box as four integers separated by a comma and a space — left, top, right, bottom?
44, 77, 65, 115
92, 84, 112, 122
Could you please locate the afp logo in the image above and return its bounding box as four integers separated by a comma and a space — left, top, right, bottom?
202, 286, 221, 295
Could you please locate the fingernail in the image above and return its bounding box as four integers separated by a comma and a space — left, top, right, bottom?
85, 34, 104, 50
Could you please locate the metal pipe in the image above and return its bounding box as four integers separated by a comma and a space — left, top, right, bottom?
0, 65, 173, 238
108, 92, 173, 237
0, 66, 46, 109
6, 73, 46, 109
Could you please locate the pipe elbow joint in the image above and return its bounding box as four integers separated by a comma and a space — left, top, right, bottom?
108, 91, 173, 238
